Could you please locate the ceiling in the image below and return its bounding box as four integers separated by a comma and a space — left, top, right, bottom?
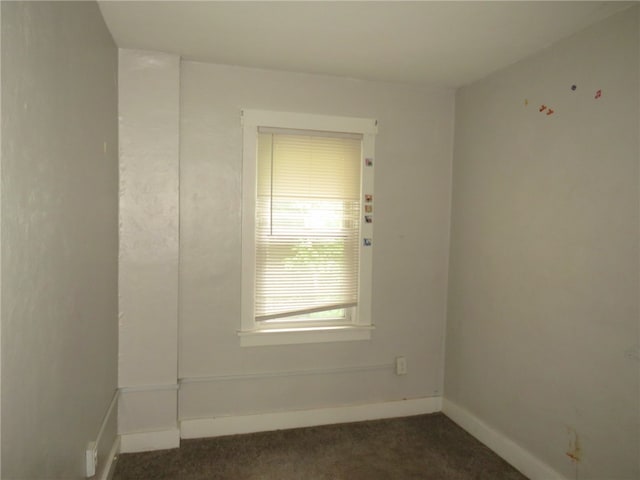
98, 1, 634, 88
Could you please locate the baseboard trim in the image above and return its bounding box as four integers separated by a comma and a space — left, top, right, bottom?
442, 398, 567, 480
120, 428, 180, 453
180, 396, 442, 439
97, 435, 120, 480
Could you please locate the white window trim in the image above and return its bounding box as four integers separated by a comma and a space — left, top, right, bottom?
240, 109, 377, 347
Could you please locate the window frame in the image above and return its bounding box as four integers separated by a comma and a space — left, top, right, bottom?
240, 109, 377, 347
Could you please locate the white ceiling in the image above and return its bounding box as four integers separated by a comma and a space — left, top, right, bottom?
98, 1, 634, 88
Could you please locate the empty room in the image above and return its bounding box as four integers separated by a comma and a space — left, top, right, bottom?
1, 1, 638, 479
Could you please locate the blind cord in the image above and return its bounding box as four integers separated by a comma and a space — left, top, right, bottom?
269, 133, 274, 236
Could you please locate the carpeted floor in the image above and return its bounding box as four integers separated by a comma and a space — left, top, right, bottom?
113, 413, 528, 480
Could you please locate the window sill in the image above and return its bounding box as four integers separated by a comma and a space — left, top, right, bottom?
238, 325, 374, 347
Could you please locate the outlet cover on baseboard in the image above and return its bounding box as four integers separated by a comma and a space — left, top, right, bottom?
85, 441, 97, 477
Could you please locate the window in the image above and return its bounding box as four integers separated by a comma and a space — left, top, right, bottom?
240, 110, 377, 346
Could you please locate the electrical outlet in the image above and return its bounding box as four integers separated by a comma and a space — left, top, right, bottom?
85, 441, 97, 477
395, 356, 407, 375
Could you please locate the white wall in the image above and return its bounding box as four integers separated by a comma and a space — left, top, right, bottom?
1, 2, 119, 478
118, 49, 180, 448
445, 7, 639, 480
0, 3, 4, 474
177, 62, 454, 420
117, 55, 455, 437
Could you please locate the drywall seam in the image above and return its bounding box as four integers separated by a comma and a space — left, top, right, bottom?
0, 3, 3, 474
179, 362, 395, 384
175, 55, 182, 438
120, 384, 179, 393
438, 89, 457, 398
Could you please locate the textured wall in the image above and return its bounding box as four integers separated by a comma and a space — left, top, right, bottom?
117, 49, 180, 441
445, 8, 639, 479
178, 62, 454, 419
1, 2, 118, 478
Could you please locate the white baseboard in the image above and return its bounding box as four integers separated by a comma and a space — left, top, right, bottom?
180, 396, 442, 439
120, 428, 180, 453
97, 436, 120, 480
442, 398, 567, 480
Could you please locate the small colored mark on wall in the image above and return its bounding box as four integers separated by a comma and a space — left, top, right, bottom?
525, 82, 605, 119
538, 104, 555, 116
566, 427, 582, 463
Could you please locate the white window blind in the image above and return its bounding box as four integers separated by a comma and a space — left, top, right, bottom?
255, 129, 362, 322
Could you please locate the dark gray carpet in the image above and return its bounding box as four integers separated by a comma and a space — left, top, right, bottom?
113, 413, 528, 479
